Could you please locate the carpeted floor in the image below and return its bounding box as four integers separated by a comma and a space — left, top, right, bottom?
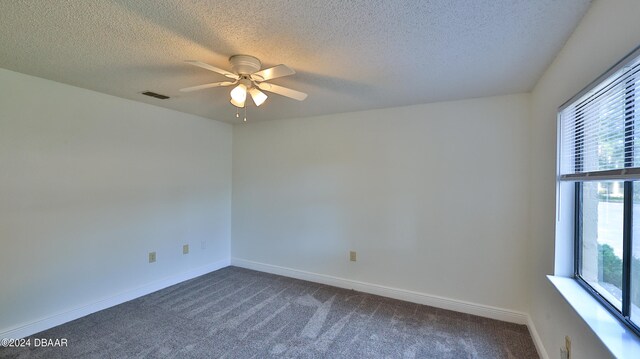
1, 266, 539, 358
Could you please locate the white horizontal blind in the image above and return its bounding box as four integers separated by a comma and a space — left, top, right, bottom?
559, 51, 640, 181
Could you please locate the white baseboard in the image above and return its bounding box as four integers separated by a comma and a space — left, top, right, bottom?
527, 314, 549, 359
231, 257, 529, 325
1, 258, 230, 340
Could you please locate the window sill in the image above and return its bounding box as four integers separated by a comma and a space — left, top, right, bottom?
548, 275, 640, 358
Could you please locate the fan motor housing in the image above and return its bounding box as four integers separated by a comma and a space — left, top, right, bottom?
229, 55, 261, 75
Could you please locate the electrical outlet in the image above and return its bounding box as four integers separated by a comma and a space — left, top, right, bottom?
148, 251, 156, 263
183, 244, 189, 254
350, 251, 357, 262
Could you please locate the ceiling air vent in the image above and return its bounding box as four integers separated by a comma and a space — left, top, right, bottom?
141, 91, 170, 100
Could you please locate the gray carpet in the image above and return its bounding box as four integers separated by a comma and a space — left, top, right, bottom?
1, 266, 539, 358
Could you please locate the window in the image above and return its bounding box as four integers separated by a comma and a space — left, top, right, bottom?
558, 46, 640, 334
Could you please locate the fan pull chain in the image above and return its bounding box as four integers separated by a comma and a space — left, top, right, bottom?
235, 107, 239, 118
243, 106, 247, 122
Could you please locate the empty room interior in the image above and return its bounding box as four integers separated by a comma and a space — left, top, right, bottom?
3, 0, 640, 358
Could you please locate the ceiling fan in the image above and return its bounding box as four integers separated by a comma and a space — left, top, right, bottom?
179, 55, 307, 108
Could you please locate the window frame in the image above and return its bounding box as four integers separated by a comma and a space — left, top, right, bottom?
564, 45, 640, 337
573, 184, 640, 336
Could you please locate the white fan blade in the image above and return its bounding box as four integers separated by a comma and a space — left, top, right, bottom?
257, 82, 307, 101
251, 64, 295, 81
179, 81, 235, 92
185, 60, 239, 79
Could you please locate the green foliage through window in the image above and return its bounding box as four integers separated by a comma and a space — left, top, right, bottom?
599, 244, 640, 307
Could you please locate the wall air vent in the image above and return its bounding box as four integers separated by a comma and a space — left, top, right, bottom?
141, 91, 170, 100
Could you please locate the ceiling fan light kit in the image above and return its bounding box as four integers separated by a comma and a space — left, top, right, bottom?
229, 83, 247, 107
180, 54, 307, 121
249, 87, 267, 106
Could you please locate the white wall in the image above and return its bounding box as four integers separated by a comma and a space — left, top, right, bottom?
9, 2, 640, 354
232, 94, 531, 312
529, 0, 640, 358
0, 69, 232, 334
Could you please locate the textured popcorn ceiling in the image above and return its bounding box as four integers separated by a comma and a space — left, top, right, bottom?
0, 0, 591, 123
